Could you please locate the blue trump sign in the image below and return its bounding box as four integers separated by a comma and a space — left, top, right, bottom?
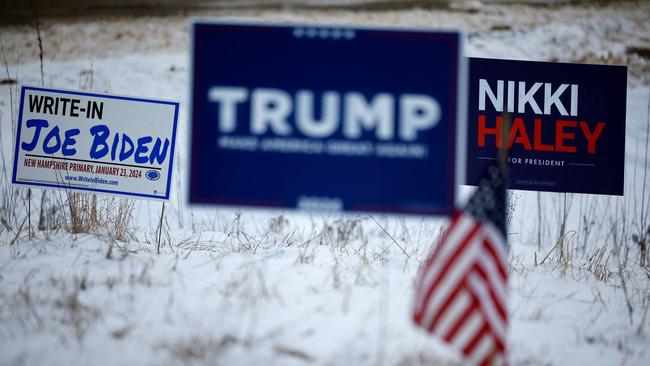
190, 22, 465, 215
466, 57, 627, 195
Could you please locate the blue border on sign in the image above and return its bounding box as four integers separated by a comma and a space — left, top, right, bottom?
11, 85, 180, 200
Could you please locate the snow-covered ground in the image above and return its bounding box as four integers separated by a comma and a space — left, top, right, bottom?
1, 2, 649, 365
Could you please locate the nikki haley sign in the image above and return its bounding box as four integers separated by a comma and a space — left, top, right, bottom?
466, 57, 627, 195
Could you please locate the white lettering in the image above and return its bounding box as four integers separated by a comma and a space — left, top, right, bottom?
208, 87, 248, 133
507, 80, 515, 113
399, 94, 441, 141
543, 83, 569, 115
296, 90, 340, 138
208, 87, 442, 140
517, 81, 543, 114
344, 93, 394, 140
570, 84, 578, 116
478, 79, 503, 112
251, 88, 293, 136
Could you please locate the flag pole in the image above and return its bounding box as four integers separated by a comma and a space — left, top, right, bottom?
157, 202, 165, 254
413, 112, 512, 365
493, 111, 511, 366
498, 112, 512, 172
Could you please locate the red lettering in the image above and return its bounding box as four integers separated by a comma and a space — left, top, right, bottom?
579, 121, 605, 154
533, 118, 554, 152
477, 115, 604, 155
507, 117, 532, 150
556, 120, 577, 153
478, 114, 502, 148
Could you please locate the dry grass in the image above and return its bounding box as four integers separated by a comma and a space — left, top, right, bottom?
157, 334, 239, 364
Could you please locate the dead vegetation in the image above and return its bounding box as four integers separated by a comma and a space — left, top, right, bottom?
157, 334, 239, 364
0, 2, 649, 365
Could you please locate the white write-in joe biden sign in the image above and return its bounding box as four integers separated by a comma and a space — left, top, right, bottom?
12, 86, 180, 200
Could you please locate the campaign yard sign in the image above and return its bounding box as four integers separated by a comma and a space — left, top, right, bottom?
12, 86, 180, 200
466, 58, 627, 195
189, 22, 465, 215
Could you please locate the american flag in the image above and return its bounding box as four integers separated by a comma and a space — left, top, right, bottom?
413, 162, 508, 366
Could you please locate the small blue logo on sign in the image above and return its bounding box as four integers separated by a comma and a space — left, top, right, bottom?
146, 170, 160, 181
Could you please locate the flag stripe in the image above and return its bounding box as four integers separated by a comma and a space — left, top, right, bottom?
415, 214, 476, 314
446, 307, 483, 348
468, 272, 506, 340
416, 212, 464, 294
462, 321, 490, 356
426, 212, 463, 264
473, 257, 507, 321
441, 293, 478, 342
425, 274, 471, 332
419, 229, 482, 328
476, 255, 507, 314
430, 289, 472, 337
481, 238, 508, 283
470, 334, 496, 366
416, 217, 479, 323
483, 224, 507, 263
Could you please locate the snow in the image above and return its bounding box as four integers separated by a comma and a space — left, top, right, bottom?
1, 2, 649, 365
